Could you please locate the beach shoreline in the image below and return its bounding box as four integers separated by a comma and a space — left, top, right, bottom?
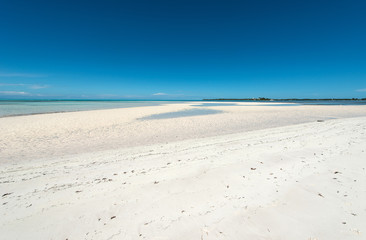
1, 103, 366, 239
2, 102, 366, 163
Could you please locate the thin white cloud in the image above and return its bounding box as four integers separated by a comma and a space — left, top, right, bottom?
0, 73, 46, 78
98, 94, 118, 97
0, 91, 30, 96
0, 83, 26, 87
0, 83, 49, 89
29, 84, 49, 89
356, 88, 366, 92
152, 92, 185, 97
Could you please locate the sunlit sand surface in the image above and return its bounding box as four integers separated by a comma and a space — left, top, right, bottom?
1, 102, 366, 239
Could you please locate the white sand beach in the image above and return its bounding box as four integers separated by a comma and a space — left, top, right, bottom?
1, 102, 366, 239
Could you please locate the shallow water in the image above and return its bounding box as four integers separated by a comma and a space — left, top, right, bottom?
1, 100, 366, 118
202, 100, 366, 106
192, 103, 239, 107
139, 108, 222, 120
293, 100, 366, 105
0, 100, 187, 117
250, 103, 301, 106
194, 103, 300, 107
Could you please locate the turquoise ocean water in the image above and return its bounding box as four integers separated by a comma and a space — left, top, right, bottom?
1, 100, 366, 118
0, 100, 189, 118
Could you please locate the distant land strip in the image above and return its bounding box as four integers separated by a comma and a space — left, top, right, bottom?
203, 98, 366, 101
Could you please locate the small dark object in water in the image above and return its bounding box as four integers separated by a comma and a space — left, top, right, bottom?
317, 120, 325, 122
154, 181, 159, 184
318, 193, 324, 198
334, 171, 341, 174
111, 216, 116, 220
251, 168, 256, 170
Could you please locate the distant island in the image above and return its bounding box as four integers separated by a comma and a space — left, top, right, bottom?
203, 97, 366, 101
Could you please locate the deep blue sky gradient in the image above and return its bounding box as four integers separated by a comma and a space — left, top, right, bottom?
0, 0, 365, 99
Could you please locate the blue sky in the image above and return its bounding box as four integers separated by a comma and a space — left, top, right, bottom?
0, 0, 365, 99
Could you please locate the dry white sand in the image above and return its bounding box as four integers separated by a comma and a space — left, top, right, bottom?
1, 102, 366, 239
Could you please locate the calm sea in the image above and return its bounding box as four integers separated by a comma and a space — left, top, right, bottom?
0, 100, 365, 118
0, 100, 190, 117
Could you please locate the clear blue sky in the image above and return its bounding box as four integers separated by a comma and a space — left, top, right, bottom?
0, 0, 365, 99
